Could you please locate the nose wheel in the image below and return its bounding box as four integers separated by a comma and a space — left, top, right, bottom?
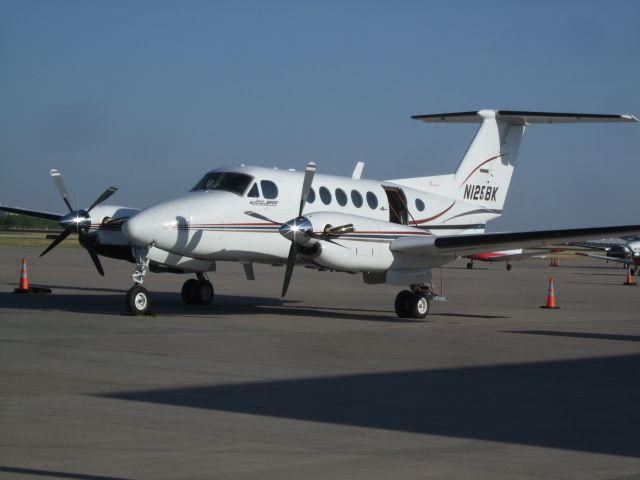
125, 285, 150, 315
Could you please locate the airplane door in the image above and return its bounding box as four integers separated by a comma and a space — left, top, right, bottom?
382, 187, 409, 225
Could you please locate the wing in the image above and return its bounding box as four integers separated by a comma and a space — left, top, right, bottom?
0, 205, 61, 221
574, 252, 634, 266
391, 225, 640, 257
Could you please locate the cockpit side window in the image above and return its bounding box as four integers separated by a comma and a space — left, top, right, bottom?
260, 180, 278, 199
191, 172, 253, 195
247, 183, 260, 198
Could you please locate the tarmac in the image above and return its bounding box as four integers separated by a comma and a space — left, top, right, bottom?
1, 246, 639, 479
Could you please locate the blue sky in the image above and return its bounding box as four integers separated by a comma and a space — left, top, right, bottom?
1, 0, 638, 230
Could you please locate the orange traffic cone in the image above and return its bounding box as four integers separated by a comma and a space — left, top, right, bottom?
623, 268, 637, 286
13, 258, 51, 294
14, 258, 30, 293
540, 277, 560, 309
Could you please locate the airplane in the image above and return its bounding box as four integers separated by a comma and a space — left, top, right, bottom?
464, 247, 565, 270
465, 249, 523, 271
2, 109, 639, 319
574, 237, 640, 273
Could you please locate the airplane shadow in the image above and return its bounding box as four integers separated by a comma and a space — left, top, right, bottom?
2, 282, 127, 294
505, 330, 640, 343
433, 312, 510, 319
0, 291, 412, 323
0, 466, 134, 480
99, 354, 640, 458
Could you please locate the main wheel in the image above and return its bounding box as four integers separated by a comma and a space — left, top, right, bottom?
410, 291, 430, 319
506, 263, 512, 271
126, 285, 150, 315
181, 279, 199, 304
394, 290, 413, 318
467, 262, 473, 269
194, 280, 214, 305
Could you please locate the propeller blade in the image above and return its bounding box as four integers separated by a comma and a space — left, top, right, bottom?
87, 186, 118, 213
244, 211, 282, 224
50, 169, 73, 212
281, 242, 297, 297
79, 234, 105, 276
40, 229, 71, 257
298, 161, 316, 217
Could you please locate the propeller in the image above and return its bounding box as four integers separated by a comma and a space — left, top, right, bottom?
245, 162, 352, 297
40, 169, 117, 276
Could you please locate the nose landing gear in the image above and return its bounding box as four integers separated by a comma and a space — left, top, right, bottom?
125, 245, 152, 315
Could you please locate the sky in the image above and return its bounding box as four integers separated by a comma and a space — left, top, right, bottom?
0, 0, 638, 231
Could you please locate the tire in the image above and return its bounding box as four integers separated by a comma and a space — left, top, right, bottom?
410, 291, 430, 319
506, 264, 512, 271
181, 279, 199, 304
194, 280, 214, 305
467, 262, 473, 269
126, 285, 150, 315
394, 290, 413, 318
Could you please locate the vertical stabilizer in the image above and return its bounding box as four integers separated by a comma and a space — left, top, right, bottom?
451, 110, 523, 211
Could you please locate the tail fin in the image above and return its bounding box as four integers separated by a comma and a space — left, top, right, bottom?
410, 109, 637, 212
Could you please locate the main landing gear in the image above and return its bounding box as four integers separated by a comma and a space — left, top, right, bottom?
394, 285, 433, 319
181, 273, 214, 305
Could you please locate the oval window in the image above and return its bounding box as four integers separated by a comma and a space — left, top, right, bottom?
415, 198, 425, 211
307, 187, 316, 204
351, 190, 363, 208
319, 186, 332, 205
335, 188, 347, 206
260, 180, 278, 199
366, 191, 378, 209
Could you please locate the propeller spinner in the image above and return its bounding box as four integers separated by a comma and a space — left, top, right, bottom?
40, 169, 118, 276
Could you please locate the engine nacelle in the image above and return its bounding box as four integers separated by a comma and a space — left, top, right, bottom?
296, 212, 425, 272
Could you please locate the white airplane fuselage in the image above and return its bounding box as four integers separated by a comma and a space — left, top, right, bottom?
120, 165, 490, 279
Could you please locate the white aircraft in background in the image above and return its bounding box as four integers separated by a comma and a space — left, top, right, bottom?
574, 237, 640, 273
2, 109, 639, 318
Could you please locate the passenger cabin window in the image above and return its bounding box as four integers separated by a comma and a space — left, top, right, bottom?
335, 188, 347, 206
191, 172, 253, 195
351, 190, 363, 208
247, 183, 259, 198
366, 191, 378, 209
261, 180, 278, 199
307, 188, 316, 203
415, 198, 425, 211
319, 186, 332, 205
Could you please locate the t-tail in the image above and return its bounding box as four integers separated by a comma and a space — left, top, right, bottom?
402, 109, 637, 226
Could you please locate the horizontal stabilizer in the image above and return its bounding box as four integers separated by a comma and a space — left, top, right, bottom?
411, 110, 638, 125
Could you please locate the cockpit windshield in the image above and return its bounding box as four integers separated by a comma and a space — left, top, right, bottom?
191, 172, 253, 195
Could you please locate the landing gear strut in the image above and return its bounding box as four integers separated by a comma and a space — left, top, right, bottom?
395, 285, 432, 319
181, 273, 214, 305
125, 245, 151, 315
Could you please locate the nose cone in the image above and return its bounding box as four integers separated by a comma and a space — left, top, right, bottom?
122, 211, 158, 246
